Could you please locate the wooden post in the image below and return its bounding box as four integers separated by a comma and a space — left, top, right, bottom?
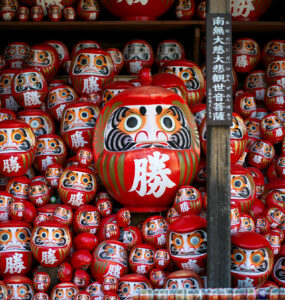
206, 0, 232, 288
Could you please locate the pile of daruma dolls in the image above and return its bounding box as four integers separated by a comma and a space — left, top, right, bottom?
0, 34, 284, 300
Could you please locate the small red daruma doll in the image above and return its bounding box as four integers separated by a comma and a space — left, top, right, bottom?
265, 84, 285, 112
102, 276, 119, 293
0, 281, 7, 300
230, 165, 256, 213
26, 43, 60, 83
149, 268, 166, 288
123, 40, 154, 75
18, 109, 55, 138
119, 226, 143, 251
118, 274, 152, 300
52, 204, 73, 226
155, 40, 185, 68
161, 59, 206, 107
266, 58, 285, 89
17, 6, 29, 21
230, 113, 249, 164
46, 85, 78, 122
0, 0, 18, 22
264, 230, 281, 256
247, 139, 275, 169
31, 220, 72, 267
167, 215, 207, 275
76, 0, 100, 21
85, 282, 104, 300
276, 155, 285, 178
255, 217, 270, 235
60, 101, 100, 152
73, 205, 100, 234
33, 272, 50, 292
5, 176, 30, 201
231, 201, 241, 235
232, 38, 261, 73
58, 165, 97, 209
164, 269, 203, 289
262, 40, 285, 66
45, 163, 63, 189
231, 232, 274, 288
116, 208, 131, 228
50, 283, 78, 300
69, 48, 114, 96
28, 180, 50, 207
265, 206, 285, 229
0, 221, 33, 277
33, 134, 67, 173
63, 6, 76, 21
30, 5, 43, 21
154, 249, 170, 269
260, 113, 285, 144
173, 185, 203, 216
0, 120, 36, 177
175, 0, 195, 20
48, 5, 62, 22
3, 42, 30, 69
3, 275, 34, 300
141, 216, 168, 249
106, 48, 124, 75
244, 70, 267, 103
75, 291, 91, 300
234, 92, 257, 120
0, 191, 14, 222
77, 147, 93, 166
91, 240, 128, 282
129, 243, 155, 275
238, 213, 255, 233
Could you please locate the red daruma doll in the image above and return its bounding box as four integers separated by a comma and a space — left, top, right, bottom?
167, 215, 207, 275
93, 85, 200, 212
31, 220, 72, 267
69, 48, 114, 96
0, 120, 36, 177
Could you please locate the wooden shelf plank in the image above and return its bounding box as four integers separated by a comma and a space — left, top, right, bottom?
0, 20, 204, 31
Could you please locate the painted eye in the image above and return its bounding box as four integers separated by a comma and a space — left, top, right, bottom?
108, 247, 115, 254
53, 230, 62, 239
0, 132, 7, 143
122, 286, 129, 294
31, 120, 40, 128
70, 175, 76, 181
169, 282, 178, 289
19, 288, 26, 295
40, 230, 48, 239
252, 254, 261, 263
181, 71, 191, 80
160, 115, 175, 132
17, 231, 27, 241
31, 76, 37, 82
13, 132, 23, 142
183, 282, 191, 289
234, 252, 244, 262
80, 110, 89, 119
0, 231, 10, 242
175, 237, 182, 246
124, 114, 142, 132
95, 58, 103, 66
233, 178, 242, 188
190, 236, 200, 246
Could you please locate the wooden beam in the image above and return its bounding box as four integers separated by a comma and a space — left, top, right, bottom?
206, 0, 232, 288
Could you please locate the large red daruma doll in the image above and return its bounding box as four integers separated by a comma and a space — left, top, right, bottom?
0, 120, 36, 177
93, 85, 200, 212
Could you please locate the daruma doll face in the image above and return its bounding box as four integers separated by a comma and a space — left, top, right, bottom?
93, 85, 200, 212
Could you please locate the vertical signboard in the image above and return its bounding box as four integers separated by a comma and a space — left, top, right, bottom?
206, 14, 232, 125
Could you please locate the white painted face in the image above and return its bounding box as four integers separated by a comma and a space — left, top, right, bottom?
230, 115, 245, 140
0, 226, 31, 252
156, 42, 183, 62
250, 141, 273, 158
98, 243, 128, 267
13, 72, 44, 93
230, 174, 252, 200
231, 246, 270, 275
0, 73, 14, 94
104, 104, 192, 152
48, 43, 64, 61
61, 170, 95, 192
62, 106, 97, 131
143, 218, 168, 237
118, 281, 149, 300
0, 127, 33, 153
130, 247, 154, 265
169, 230, 207, 258
6, 283, 34, 300
4, 44, 29, 60
52, 287, 78, 300
28, 49, 52, 67
124, 43, 151, 61
47, 87, 77, 109
32, 227, 68, 247
165, 277, 200, 290
36, 137, 63, 156
85, 283, 104, 300
72, 53, 110, 76
18, 115, 49, 138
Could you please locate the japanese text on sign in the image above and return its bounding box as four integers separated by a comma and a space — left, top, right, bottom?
206, 14, 232, 125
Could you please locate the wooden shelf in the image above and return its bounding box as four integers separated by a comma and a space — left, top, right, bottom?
0, 20, 284, 32
0, 20, 204, 32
